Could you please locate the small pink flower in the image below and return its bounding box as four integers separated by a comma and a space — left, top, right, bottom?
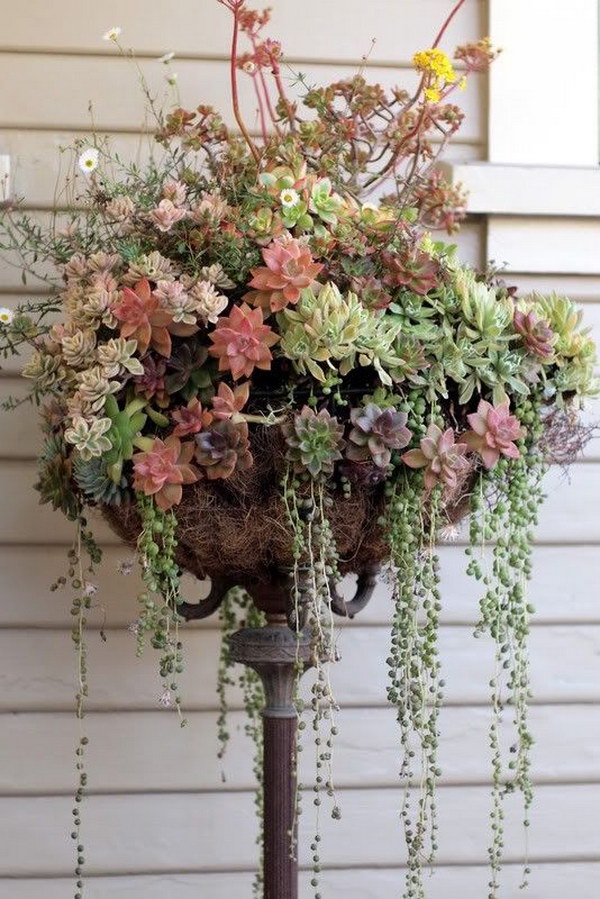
208, 303, 279, 380
172, 398, 213, 437
149, 198, 187, 232
133, 435, 198, 510
244, 235, 323, 313
190, 192, 229, 223
162, 180, 187, 207
402, 423, 469, 490
462, 399, 526, 469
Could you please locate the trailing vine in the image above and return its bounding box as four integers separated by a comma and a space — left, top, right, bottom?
466, 396, 546, 896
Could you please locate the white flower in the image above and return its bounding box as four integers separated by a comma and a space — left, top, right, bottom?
242, 60, 257, 74
166, 72, 178, 85
439, 523, 461, 543
83, 581, 98, 597
103, 26, 122, 42
118, 558, 135, 577
0, 307, 14, 325
158, 52, 175, 64
280, 188, 300, 208
78, 147, 100, 175
159, 689, 173, 708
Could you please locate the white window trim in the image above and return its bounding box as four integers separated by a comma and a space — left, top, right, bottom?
486, 0, 599, 167
439, 162, 600, 217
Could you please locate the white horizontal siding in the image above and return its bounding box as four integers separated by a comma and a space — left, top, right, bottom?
1, 624, 600, 713
2, 703, 600, 795
0, 461, 599, 545
1, 785, 599, 876
1, 544, 599, 629
0, 0, 485, 63
0, 53, 485, 137
2, 865, 599, 899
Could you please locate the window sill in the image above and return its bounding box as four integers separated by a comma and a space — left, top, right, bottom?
440, 162, 600, 217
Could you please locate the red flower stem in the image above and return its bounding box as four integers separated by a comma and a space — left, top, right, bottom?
432, 0, 467, 48
250, 75, 269, 142
249, 33, 282, 132
229, 5, 261, 163
272, 64, 296, 130
258, 65, 282, 135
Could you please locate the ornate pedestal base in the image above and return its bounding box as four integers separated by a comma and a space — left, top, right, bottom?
229, 620, 313, 899
178, 567, 378, 899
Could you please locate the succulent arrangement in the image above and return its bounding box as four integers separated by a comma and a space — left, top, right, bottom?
0, 2, 597, 898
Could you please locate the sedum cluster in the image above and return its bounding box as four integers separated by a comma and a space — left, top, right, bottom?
0, 3, 597, 899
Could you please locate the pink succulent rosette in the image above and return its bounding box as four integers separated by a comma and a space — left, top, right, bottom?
172, 398, 214, 437
112, 278, 197, 357
402, 423, 469, 490
208, 302, 279, 380
462, 399, 526, 469
132, 436, 198, 510
244, 235, 323, 312
211, 381, 251, 420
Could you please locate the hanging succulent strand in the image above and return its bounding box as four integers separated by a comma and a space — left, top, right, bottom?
385, 472, 444, 899
64, 516, 102, 899
466, 395, 546, 897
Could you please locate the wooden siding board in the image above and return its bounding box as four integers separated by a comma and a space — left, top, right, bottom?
0, 0, 484, 62
1, 784, 598, 876
1, 544, 600, 628
0, 624, 599, 712
1, 460, 600, 545
2, 865, 600, 899
0, 55, 484, 138
2, 704, 600, 794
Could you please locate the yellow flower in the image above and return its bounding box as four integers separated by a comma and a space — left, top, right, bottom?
414, 48, 458, 102
424, 87, 441, 103
459, 76, 467, 91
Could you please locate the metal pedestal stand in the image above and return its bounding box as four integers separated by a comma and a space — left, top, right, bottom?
179, 566, 378, 899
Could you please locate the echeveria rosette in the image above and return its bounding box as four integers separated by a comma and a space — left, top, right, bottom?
283, 406, 345, 479
402, 423, 469, 490
194, 419, 253, 479
208, 303, 279, 380
244, 235, 323, 313
64, 416, 112, 461
462, 399, 526, 470
347, 404, 412, 469
112, 278, 198, 357
513, 309, 556, 360
211, 381, 251, 421
382, 249, 441, 296
172, 398, 214, 437
132, 436, 198, 511
278, 282, 402, 386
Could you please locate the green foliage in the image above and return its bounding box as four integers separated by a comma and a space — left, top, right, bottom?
34, 434, 80, 520
73, 454, 129, 505
283, 406, 345, 478
103, 395, 148, 483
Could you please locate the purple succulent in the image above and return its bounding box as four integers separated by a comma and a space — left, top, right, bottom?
346, 404, 412, 469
